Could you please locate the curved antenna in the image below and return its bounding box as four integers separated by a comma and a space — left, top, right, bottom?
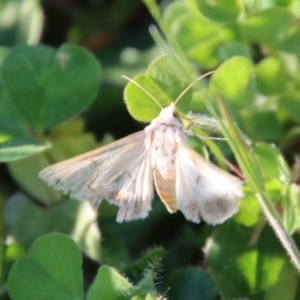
122, 75, 163, 110
174, 71, 215, 106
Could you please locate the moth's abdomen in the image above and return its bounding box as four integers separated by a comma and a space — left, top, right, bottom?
154, 166, 177, 213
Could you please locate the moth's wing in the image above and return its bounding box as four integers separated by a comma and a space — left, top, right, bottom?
175, 138, 243, 225
39, 131, 154, 222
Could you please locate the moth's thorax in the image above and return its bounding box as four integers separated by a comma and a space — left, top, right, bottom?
149, 123, 180, 178
144, 103, 187, 173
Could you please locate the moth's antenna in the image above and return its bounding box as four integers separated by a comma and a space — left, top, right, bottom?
122, 75, 163, 110
174, 71, 215, 106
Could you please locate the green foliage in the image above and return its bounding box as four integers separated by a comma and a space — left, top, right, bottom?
2, 0, 300, 299
242, 7, 294, 47
8, 233, 83, 300
1, 44, 100, 130
167, 268, 218, 300
124, 56, 193, 121
0, 43, 101, 164
253, 143, 290, 184
209, 57, 255, 107
5, 194, 101, 261
207, 220, 300, 299
8, 233, 166, 299
86, 266, 134, 300
195, 0, 241, 22
0, 138, 50, 162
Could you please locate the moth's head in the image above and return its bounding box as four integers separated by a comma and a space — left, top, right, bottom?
156, 102, 182, 125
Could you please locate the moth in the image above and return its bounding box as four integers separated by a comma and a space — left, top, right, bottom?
39, 75, 243, 225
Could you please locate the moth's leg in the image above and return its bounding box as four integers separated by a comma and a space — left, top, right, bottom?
183, 128, 227, 141
182, 114, 219, 131
190, 122, 219, 131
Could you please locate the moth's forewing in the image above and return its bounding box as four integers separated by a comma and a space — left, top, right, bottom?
40, 131, 154, 220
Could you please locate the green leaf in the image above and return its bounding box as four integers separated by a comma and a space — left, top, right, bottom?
274, 0, 294, 6
279, 26, 300, 55
124, 74, 167, 122
169, 11, 223, 69
86, 266, 134, 300
71, 200, 101, 262
218, 41, 251, 61
168, 267, 218, 300
163, 1, 189, 29
0, 138, 50, 162
0, 84, 27, 139
135, 254, 164, 298
122, 247, 165, 294
233, 189, 261, 226
239, 110, 282, 141
241, 7, 294, 47
49, 119, 86, 138
137, 270, 157, 296
283, 184, 300, 234
210, 56, 255, 107
279, 91, 300, 122
8, 233, 83, 300
5, 194, 101, 261
122, 247, 165, 278
124, 55, 192, 122
280, 126, 300, 151
0, 44, 101, 130
195, 0, 242, 22
206, 221, 300, 299
255, 56, 288, 95
0, 47, 8, 61
253, 143, 290, 184
265, 178, 286, 204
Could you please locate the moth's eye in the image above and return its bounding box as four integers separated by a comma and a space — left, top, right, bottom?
172, 111, 179, 119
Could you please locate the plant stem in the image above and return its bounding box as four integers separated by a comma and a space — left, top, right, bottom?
215, 96, 300, 272
257, 192, 300, 270
0, 180, 7, 284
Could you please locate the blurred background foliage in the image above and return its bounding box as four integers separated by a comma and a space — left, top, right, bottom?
1, 0, 300, 299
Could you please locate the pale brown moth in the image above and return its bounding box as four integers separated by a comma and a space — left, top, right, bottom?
39, 75, 243, 224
